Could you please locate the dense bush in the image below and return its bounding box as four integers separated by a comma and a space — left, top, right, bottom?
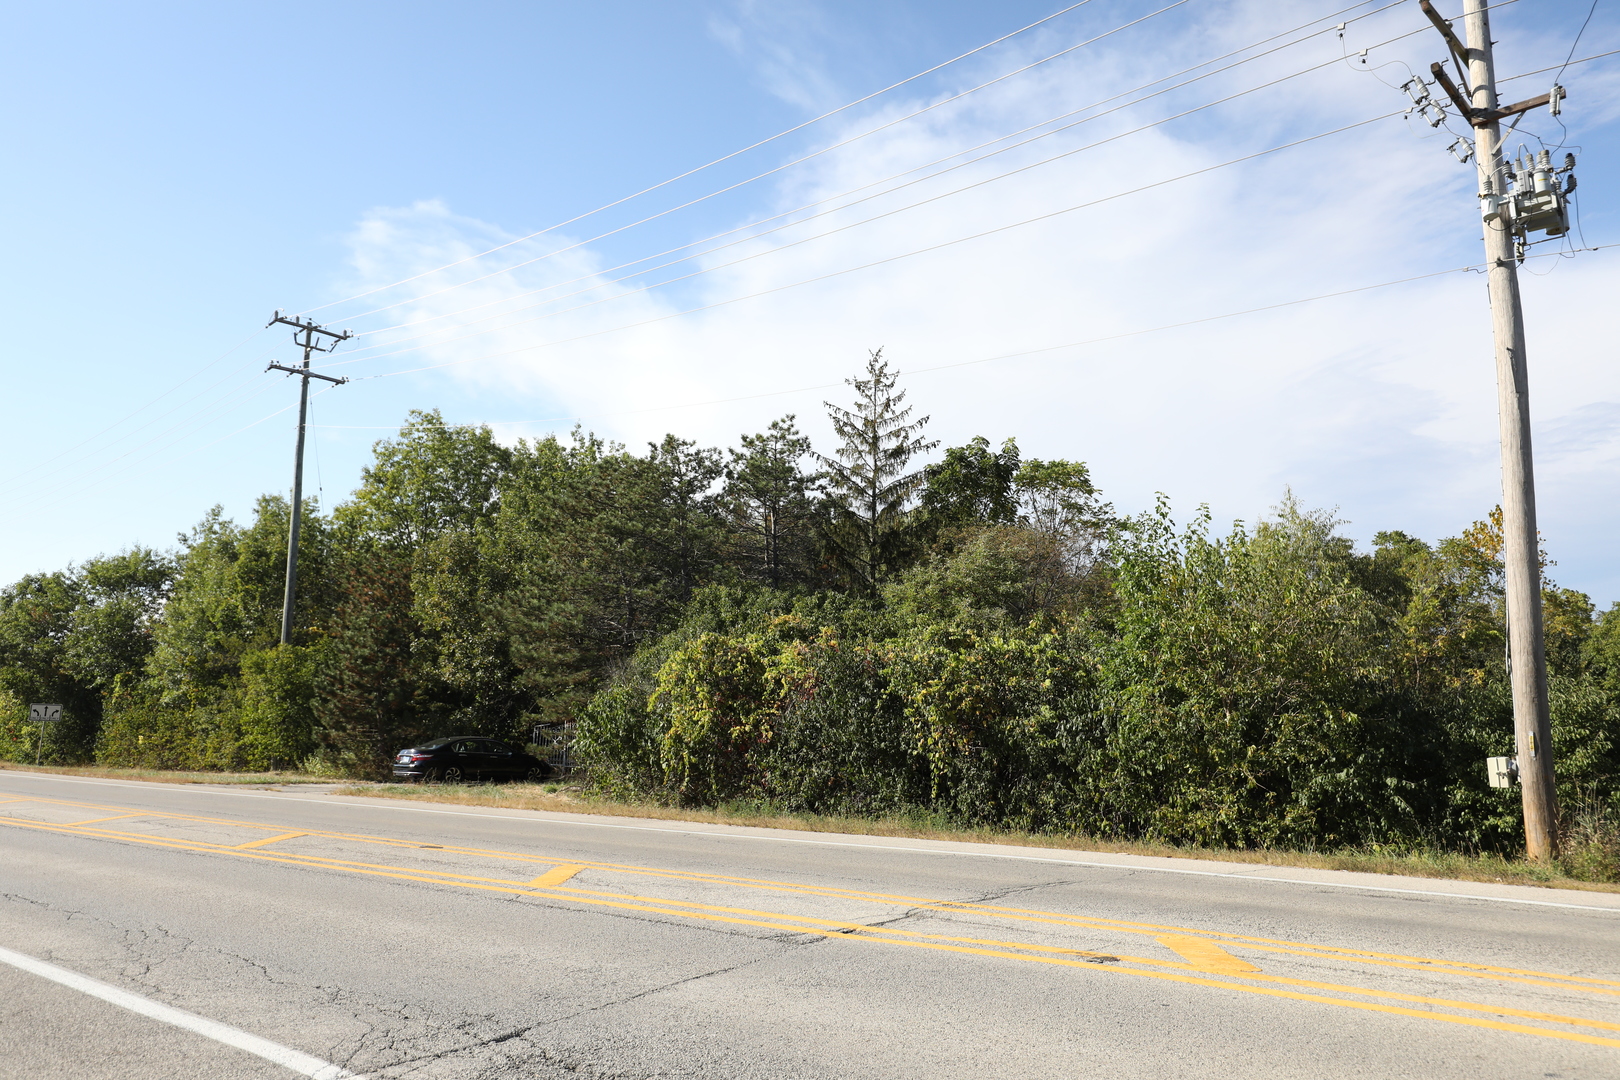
3, 358, 1617, 866
572, 497, 1620, 856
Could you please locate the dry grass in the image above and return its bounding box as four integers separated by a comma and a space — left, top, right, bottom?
335, 781, 1620, 895
0, 762, 339, 786
11, 759, 1614, 894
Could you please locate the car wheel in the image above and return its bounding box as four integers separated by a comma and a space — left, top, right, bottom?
526, 766, 549, 783
420, 767, 442, 784
443, 766, 464, 783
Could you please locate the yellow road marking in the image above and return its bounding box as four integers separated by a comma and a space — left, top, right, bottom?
5, 813, 1620, 1047
14, 793, 1620, 999
530, 865, 584, 887
65, 813, 148, 826
233, 831, 307, 850
5, 796, 1607, 982
13, 793, 1620, 999
1158, 935, 1261, 975
9, 794, 1620, 1013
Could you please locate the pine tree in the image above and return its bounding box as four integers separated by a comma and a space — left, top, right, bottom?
723, 416, 819, 588
816, 350, 938, 594
313, 554, 425, 775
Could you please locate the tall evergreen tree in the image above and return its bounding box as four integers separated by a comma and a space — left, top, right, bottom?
723, 416, 819, 588
816, 350, 938, 594
313, 554, 425, 775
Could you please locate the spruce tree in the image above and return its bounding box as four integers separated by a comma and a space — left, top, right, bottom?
816, 350, 938, 594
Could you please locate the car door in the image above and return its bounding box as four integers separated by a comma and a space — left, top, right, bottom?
480, 740, 518, 779
450, 739, 486, 778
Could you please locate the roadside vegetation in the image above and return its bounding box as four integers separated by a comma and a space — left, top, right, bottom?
3, 351, 1619, 880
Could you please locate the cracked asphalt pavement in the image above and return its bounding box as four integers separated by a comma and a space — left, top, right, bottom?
2, 770, 1618, 1079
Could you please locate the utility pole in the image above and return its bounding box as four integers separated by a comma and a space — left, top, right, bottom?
266, 311, 351, 647
1418, 0, 1574, 858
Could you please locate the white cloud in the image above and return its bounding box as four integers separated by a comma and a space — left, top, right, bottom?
330, 0, 1620, 601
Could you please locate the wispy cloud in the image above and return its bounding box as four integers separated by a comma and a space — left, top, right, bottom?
328, 0, 1620, 598
707, 0, 846, 113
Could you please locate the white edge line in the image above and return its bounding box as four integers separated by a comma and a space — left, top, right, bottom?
0, 944, 362, 1079
9, 772, 1620, 914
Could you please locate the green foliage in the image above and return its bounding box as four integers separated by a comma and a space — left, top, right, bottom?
722, 416, 820, 588
1093, 498, 1419, 847
238, 644, 322, 768
0, 548, 174, 762
816, 349, 939, 593
313, 553, 426, 777
576, 492, 1620, 862
884, 526, 1087, 630
4, 352, 1617, 869
1589, 602, 1620, 695
335, 409, 512, 549
920, 436, 1020, 533
148, 499, 334, 691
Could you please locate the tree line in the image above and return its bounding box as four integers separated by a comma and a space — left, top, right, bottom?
3, 351, 1618, 858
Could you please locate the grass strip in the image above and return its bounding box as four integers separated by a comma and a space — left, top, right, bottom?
331, 780, 1620, 895
0, 762, 339, 786
8, 761, 1614, 893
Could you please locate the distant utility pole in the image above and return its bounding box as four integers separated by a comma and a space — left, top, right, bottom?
1418, 0, 1577, 859
266, 311, 352, 647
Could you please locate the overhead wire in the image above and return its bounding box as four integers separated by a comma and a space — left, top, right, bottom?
23, 373, 351, 518
295, 0, 1111, 317
337, 0, 1409, 355
1556, 1, 1603, 85
321, 0, 1203, 327
35, 1, 1581, 506
327, 22, 1431, 373
308, 243, 1616, 433
358, 108, 1410, 383
0, 329, 274, 496
1547, 0, 1602, 151
1497, 48, 1620, 85
0, 343, 285, 500
18, 375, 289, 511
3, 0, 1224, 501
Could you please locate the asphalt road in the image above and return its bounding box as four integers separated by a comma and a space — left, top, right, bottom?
1, 769, 1618, 1079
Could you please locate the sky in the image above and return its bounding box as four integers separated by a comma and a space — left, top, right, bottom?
3, 0, 1618, 603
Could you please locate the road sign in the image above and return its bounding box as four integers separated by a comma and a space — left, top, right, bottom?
28, 704, 62, 766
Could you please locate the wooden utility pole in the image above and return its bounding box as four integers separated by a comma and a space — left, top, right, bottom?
266, 312, 351, 647
1453, 0, 1559, 858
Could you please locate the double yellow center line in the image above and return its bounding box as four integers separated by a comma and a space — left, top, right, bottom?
2, 792, 1616, 1050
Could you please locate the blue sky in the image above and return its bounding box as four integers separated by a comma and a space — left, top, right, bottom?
4, 0, 1618, 603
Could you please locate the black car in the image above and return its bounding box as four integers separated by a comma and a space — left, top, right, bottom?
392, 737, 552, 783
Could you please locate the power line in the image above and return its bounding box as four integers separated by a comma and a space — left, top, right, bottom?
327, 23, 1432, 373
1497, 47, 1620, 85
40, 240, 1612, 514
19, 377, 287, 511
0, 353, 282, 500
295, 0, 1112, 317
347, 42, 1420, 371
309, 244, 1615, 432
357, 109, 1407, 383
340, 0, 1407, 352
6, 0, 1483, 498
1555, 1, 1602, 85
0, 330, 274, 497
322, 1, 1202, 328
